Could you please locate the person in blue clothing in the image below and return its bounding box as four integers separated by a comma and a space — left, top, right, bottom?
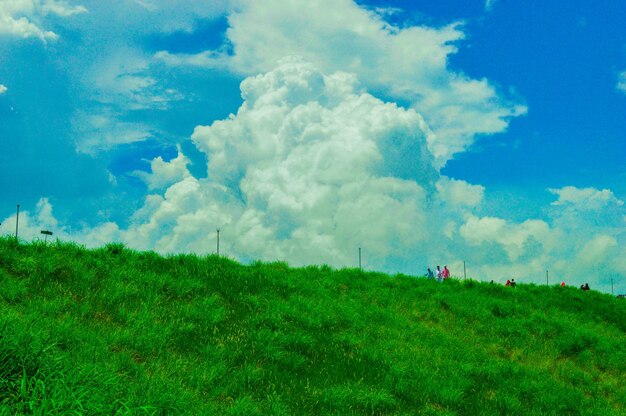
426, 268, 435, 279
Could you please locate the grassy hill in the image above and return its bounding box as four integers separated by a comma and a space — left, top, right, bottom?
0, 237, 625, 415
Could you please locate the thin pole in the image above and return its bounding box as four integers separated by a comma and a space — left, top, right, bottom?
546, 270, 549, 286
358, 247, 362, 270
611, 277, 614, 296
216, 229, 220, 256
463, 261, 466, 280
15, 204, 19, 242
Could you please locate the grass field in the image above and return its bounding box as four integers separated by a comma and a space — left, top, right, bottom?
1, 236, 625, 415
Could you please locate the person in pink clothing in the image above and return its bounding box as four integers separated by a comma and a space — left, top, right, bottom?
443, 266, 450, 280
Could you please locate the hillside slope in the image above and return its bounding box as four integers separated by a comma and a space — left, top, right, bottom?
1, 238, 625, 415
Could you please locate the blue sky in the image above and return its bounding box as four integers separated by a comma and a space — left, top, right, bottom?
1, 0, 625, 293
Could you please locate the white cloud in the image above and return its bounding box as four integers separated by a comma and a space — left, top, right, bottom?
617, 71, 626, 94
133, 145, 191, 190
547, 186, 625, 230
158, 0, 527, 167
460, 215, 555, 263
549, 186, 624, 210
436, 177, 484, 208
0, 12, 58, 41
41, 0, 87, 17
485, 0, 498, 11
72, 110, 153, 154
182, 57, 437, 265
0, 84, 7, 94
0, 0, 86, 42
82, 48, 184, 111
71, 0, 232, 36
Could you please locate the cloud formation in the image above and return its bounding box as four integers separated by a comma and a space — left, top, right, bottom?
57, 0, 231, 154
0, 0, 86, 42
133, 145, 191, 190
71, 110, 153, 154
1, 1, 624, 295
158, 0, 527, 167
618, 71, 626, 94
4, 59, 623, 294
125, 57, 440, 265
484, 0, 498, 11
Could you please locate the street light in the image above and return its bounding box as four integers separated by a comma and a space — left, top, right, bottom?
40, 230, 53, 243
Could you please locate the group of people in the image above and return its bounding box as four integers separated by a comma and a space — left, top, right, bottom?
426, 265, 450, 282
422, 271, 617, 295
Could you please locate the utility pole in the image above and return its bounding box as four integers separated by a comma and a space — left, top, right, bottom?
15, 204, 19, 243
358, 247, 362, 270
216, 228, 220, 257
546, 270, 549, 286
611, 277, 614, 296
463, 261, 466, 280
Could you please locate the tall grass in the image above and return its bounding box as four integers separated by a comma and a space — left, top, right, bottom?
0, 237, 624, 415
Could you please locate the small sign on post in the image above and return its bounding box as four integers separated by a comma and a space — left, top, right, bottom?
41, 230, 53, 243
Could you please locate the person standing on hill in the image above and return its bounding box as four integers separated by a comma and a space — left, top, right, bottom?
436, 266, 443, 282
443, 266, 450, 280
427, 268, 435, 279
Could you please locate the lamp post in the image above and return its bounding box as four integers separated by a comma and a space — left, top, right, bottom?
41, 230, 53, 243
216, 228, 220, 257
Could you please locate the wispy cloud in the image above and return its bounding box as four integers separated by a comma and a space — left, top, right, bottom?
485, 0, 498, 11
618, 71, 626, 94
71, 110, 153, 155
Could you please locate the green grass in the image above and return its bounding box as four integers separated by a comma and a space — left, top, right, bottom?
0, 236, 625, 415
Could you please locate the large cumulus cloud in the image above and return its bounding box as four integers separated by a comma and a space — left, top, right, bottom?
157, 0, 527, 167
125, 57, 445, 268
